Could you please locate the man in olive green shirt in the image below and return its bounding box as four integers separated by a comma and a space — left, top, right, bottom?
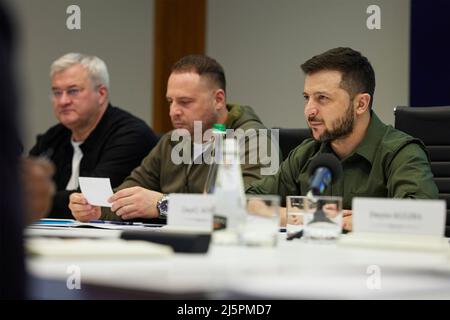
246, 47, 438, 231
69, 54, 276, 222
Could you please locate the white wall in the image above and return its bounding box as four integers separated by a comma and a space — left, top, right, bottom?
207, 0, 410, 128
9, 0, 410, 151
8, 0, 154, 151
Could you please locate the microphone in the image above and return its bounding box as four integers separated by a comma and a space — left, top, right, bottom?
287, 153, 342, 241
307, 153, 342, 196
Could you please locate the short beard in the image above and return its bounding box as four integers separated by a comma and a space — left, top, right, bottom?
316, 103, 355, 142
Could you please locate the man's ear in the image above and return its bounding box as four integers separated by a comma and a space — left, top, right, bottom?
354, 93, 371, 115
97, 85, 108, 105
214, 89, 226, 111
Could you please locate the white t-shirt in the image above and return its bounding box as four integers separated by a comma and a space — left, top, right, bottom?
65, 140, 84, 190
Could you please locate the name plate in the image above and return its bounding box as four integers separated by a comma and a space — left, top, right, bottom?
352, 198, 446, 236
167, 194, 214, 231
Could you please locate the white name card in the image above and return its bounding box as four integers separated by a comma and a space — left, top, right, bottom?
167, 194, 214, 231
78, 177, 113, 207
352, 198, 446, 236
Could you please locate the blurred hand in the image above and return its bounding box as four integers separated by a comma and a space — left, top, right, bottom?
69, 192, 101, 222
109, 186, 162, 220
322, 203, 339, 218
21, 157, 55, 224
342, 210, 353, 231
279, 207, 288, 226
287, 213, 303, 225
247, 198, 274, 217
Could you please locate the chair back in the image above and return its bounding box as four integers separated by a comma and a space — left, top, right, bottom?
394, 106, 450, 236
274, 128, 311, 161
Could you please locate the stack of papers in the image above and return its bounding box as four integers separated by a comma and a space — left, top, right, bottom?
26, 238, 173, 258
31, 218, 162, 230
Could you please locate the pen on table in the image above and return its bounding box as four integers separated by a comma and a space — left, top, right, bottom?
89, 220, 134, 225
286, 230, 303, 241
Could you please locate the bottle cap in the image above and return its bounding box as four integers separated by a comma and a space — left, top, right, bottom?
212, 123, 226, 133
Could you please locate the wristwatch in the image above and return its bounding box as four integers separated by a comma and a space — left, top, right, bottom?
156, 194, 169, 218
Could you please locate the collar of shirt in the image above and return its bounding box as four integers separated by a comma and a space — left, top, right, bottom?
311, 112, 387, 167
347, 112, 386, 166
224, 104, 242, 128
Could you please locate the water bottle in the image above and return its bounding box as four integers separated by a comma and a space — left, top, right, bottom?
203, 124, 226, 194
213, 137, 247, 233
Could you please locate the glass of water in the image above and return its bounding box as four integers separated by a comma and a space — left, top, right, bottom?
285, 196, 315, 240
302, 196, 343, 242
240, 195, 281, 247
285, 195, 343, 242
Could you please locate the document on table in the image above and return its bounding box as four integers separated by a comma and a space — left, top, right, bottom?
78, 177, 113, 207
29, 219, 164, 230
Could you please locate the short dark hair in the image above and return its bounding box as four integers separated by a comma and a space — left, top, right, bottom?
171, 54, 226, 93
301, 47, 376, 109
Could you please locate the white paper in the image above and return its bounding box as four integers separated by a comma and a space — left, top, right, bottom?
352, 197, 446, 236
167, 194, 214, 231
78, 177, 114, 207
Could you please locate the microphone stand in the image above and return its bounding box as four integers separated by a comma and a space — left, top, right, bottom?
286, 193, 337, 241
307, 200, 336, 224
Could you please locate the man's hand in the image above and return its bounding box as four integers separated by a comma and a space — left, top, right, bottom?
109, 186, 162, 220
342, 210, 352, 231
21, 157, 55, 224
69, 192, 101, 222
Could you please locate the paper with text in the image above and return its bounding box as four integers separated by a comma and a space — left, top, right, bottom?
167, 194, 214, 231
352, 198, 446, 236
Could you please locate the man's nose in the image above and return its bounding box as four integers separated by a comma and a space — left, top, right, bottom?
169, 103, 181, 117
304, 100, 318, 118
58, 91, 72, 105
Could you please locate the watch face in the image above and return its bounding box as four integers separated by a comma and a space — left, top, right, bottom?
158, 196, 169, 217
160, 200, 168, 213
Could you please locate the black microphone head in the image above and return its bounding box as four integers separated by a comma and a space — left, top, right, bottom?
308, 153, 343, 183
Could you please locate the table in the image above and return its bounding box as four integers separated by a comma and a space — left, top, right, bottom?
26, 227, 450, 299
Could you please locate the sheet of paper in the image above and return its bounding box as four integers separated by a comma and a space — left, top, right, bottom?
352, 197, 446, 236
29, 218, 164, 230
167, 193, 214, 231
78, 177, 113, 207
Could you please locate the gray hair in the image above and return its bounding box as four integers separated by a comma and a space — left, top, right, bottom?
50, 53, 110, 89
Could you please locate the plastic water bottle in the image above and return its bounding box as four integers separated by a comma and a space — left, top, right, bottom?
213, 137, 247, 233
203, 124, 226, 194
